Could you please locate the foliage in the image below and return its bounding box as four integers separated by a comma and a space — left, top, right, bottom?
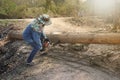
0, 0, 16, 18
56, 0, 80, 16
0, 0, 83, 18
13, 5, 27, 18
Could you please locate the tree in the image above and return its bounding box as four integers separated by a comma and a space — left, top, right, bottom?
0, 0, 16, 18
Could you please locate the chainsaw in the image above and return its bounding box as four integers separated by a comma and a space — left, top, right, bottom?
40, 38, 60, 55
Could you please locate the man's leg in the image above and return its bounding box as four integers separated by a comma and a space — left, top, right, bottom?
27, 42, 41, 63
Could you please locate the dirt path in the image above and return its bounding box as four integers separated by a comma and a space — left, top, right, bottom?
0, 18, 120, 80
10, 17, 102, 33
44, 17, 104, 33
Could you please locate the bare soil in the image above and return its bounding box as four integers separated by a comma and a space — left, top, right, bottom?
0, 17, 120, 80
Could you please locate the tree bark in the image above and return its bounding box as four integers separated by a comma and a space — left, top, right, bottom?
8, 31, 120, 44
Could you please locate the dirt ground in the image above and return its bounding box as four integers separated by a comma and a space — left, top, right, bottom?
0, 17, 120, 80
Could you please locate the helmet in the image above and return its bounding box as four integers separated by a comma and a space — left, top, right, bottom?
42, 14, 50, 22
37, 14, 51, 26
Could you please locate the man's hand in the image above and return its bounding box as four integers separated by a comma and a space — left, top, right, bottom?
40, 38, 50, 52
44, 38, 50, 42
44, 38, 50, 48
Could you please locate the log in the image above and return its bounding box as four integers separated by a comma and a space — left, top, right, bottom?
8, 31, 120, 44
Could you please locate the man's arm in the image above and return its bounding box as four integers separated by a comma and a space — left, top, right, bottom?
41, 31, 47, 39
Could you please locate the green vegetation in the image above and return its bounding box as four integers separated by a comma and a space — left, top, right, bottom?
0, 0, 81, 18
0, 0, 16, 18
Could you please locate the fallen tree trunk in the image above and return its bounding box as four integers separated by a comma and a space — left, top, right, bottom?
8, 31, 120, 44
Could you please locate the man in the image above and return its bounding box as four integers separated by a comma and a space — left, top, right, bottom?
22, 14, 51, 65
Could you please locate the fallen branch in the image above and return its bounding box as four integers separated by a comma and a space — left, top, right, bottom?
0, 24, 13, 40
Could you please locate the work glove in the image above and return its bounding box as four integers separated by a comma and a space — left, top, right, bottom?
44, 38, 50, 42
40, 38, 50, 52
44, 38, 50, 47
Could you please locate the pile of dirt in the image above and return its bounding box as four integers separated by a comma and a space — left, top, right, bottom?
0, 23, 25, 74
0, 41, 24, 74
